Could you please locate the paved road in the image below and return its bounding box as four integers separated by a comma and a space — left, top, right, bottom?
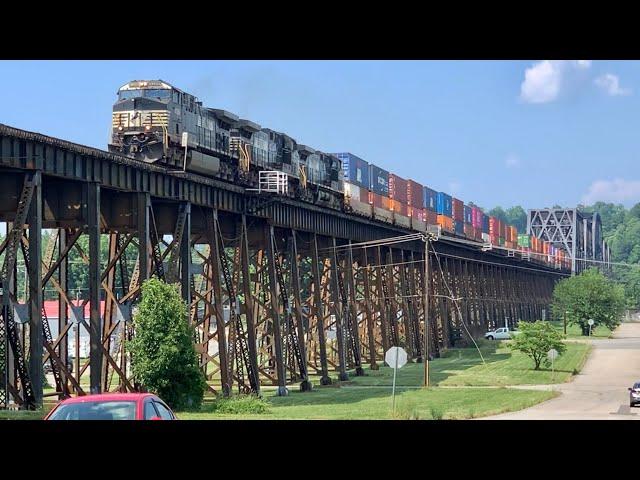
486, 321, 640, 420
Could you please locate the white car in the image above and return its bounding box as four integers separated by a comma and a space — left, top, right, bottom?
484, 327, 518, 340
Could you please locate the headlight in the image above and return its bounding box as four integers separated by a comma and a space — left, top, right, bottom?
117, 126, 123, 131
145, 125, 151, 131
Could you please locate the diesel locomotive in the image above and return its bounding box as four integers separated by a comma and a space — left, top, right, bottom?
108, 80, 344, 210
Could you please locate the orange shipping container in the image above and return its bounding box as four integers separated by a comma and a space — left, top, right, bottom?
437, 215, 454, 232
390, 199, 408, 217
369, 192, 391, 210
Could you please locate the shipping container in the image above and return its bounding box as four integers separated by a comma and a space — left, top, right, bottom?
464, 223, 474, 238
395, 213, 411, 229
464, 205, 473, 225
369, 164, 389, 196
499, 237, 505, 246
510, 226, 517, 242
335, 152, 369, 189
437, 214, 454, 232
373, 206, 393, 223
452, 198, 464, 222
424, 209, 438, 226
389, 174, 408, 204
436, 192, 453, 216
482, 214, 489, 234
474, 227, 483, 241
490, 234, 499, 245
390, 199, 408, 217
517, 234, 531, 248
369, 191, 391, 210
348, 199, 373, 217
489, 217, 499, 237
412, 217, 427, 233
344, 182, 361, 202
423, 187, 438, 212
409, 206, 424, 221
482, 232, 491, 242
471, 207, 482, 228
407, 179, 423, 208
454, 220, 464, 235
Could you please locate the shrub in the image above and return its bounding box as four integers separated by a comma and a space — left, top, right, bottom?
509, 321, 566, 370
209, 395, 270, 414
127, 277, 207, 410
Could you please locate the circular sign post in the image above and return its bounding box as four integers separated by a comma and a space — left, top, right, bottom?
588, 318, 594, 337
547, 348, 559, 382
385, 347, 408, 415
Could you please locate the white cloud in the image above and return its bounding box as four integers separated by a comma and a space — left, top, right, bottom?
594, 73, 631, 96
505, 154, 521, 168
519, 60, 592, 104
582, 178, 640, 206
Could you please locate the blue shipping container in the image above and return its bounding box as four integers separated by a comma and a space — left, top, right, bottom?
454, 221, 464, 235
423, 187, 437, 211
482, 214, 489, 233
335, 152, 369, 189
436, 192, 453, 216
464, 205, 473, 224
369, 164, 389, 196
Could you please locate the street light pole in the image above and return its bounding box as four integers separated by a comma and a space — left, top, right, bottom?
423, 236, 430, 388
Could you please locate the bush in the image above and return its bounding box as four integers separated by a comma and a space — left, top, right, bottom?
552, 268, 626, 335
430, 406, 444, 420
127, 278, 207, 410
208, 395, 270, 414
509, 321, 566, 370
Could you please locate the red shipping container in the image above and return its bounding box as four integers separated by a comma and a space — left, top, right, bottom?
407, 179, 424, 208
409, 206, 424, 221
389, 174, 408, 204
452, 198, 464, 222
490, 234, 499, 245
424, 210, 438, 226
489, 217, 499, 237
471, 207, 482, 228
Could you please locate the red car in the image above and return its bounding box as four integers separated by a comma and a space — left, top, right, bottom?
44, 393, 177, 420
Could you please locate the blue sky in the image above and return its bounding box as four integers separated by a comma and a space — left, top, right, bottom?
1, 60, 639, 212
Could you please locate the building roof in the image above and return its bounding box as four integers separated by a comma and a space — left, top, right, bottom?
43, 300, 107, 319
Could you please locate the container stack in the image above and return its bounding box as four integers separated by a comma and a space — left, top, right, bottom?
423, 187, 438, 226
436, 192, 454, 232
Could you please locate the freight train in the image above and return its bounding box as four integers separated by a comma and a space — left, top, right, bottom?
108, 80, 568, 270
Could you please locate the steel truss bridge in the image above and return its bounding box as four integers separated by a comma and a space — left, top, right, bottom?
0, 124, 568, 409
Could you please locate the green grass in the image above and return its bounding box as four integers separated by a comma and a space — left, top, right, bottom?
175, 386, 557, 420
549, 320, 612, 339
348, 340, 591, 387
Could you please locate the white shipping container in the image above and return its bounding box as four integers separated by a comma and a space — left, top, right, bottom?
412, 218, 427, 233
394, 214, 411, 228
373, 206, 394, 223
481, 233, 490, 242
344, 182, 361, 202
349, 199, 372, 217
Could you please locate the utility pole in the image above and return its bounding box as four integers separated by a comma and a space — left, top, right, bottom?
423, 236, 430, 387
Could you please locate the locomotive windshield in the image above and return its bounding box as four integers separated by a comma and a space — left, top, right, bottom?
118, 89, 171, 101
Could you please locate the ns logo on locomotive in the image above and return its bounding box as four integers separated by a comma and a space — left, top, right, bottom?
108, 80, 345, 210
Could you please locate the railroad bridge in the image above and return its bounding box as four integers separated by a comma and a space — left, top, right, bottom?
0, 124, 567, 409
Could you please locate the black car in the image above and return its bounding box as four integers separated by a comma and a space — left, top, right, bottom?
629, 382, 640, 407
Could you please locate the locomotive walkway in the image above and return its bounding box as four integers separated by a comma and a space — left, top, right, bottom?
484, 320, 640, 420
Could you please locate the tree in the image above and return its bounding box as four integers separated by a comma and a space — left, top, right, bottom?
505, 205, 527, 232
552, 268, 626, 335
127, 277, 207, 410
488, 206, 507, 223
509, 321, 566, 370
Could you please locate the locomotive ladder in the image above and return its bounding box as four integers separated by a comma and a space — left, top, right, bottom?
1, 173, 38, 409
271, 234, 306, 383
213, 214, 258, 394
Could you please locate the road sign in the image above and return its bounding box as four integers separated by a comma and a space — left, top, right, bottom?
385, 347, 408, 415
548, 348, 558, 382
588, 319, 594, 326
385, 347, 408, 369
